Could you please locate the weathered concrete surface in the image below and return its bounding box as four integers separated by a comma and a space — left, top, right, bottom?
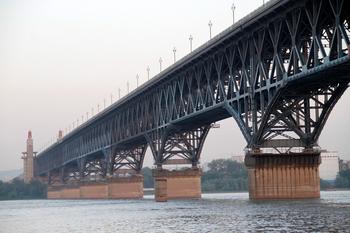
154, 178, 167, 202
108, 176, 143, 199
47, 176, 143, 199
47, 190, 61, 199
60, 187, 80, 199
80, 182, 109, 199
245, 152, 321, 200
153, 168, 202, 202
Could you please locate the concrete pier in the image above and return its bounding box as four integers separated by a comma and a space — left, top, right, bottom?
47, 175, 143, 199
153, 168, 202, 202
245, 152, 321, 200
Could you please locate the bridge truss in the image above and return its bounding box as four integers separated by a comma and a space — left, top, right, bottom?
36, 0, 350, 182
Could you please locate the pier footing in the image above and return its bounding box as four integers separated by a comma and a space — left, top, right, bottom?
153, 168, 202, 202
47, 175, 143, 199
245, 152, 321, 200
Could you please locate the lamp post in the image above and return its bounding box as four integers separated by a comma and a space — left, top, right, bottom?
91, 107, 94, 116
98, 104, 100, 113
263, 0, 265, 5
147, 66, 150, 80
118, 88, 121, 99
189, 35, 193, 52
127, 81, 130, 93
86, 112, 89, 120
231, 3, 236, 24
104, 99, 106, 109
173, 47, 177, 63
208, 20, 213, 39
110, 94, 113, 104
136, 74, 139, 87
159, 57, 163, 72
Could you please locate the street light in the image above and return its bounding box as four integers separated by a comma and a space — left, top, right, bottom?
127, 81, 130, 93
98, 104, 100, 113
231, 2, 236, 24
86, 112, 89, 120
147, 66, 150, 80
104, 99, 106, 109
263, 0, 265, 5
118, 88, 121, 99
208, 20, 213, 39
173, 47, 177, 63
136, 74, 139, 87
189, 35, 193, 52
159, 57, 163, 72
91, 108, 94, 116
110, 94, 113, 104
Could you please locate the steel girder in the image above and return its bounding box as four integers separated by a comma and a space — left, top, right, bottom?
36, 0, 350, 175
43, 145, 148, 184
146, 125, 211, 168
108, 145, 147, 175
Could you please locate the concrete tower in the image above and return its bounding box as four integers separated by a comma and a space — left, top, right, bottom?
22, 131, 35, 183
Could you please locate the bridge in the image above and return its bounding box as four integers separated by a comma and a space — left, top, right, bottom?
25, 0, 350, 201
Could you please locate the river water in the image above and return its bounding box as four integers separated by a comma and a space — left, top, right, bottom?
0, 191, 349, 233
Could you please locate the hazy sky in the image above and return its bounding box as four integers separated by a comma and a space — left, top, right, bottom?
1, 0, 350, 171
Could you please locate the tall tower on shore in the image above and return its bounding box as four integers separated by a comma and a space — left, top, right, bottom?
22, 131, 35, 183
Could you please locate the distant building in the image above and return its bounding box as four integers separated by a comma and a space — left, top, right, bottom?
21, 131, 36, 183
319, 151, 339, 181
339, 159, 350, 171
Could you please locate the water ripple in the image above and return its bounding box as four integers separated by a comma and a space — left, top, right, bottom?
0, 191, 349, 233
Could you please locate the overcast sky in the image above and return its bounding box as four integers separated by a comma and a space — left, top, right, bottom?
1, 0, 350, 171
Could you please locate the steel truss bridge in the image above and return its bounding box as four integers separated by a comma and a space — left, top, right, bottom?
36, 0, 350, 184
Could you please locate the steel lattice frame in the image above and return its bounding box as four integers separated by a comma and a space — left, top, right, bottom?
37, 0, 350, 179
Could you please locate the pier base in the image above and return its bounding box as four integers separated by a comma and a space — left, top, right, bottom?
60, 186, 80, 199
153, 168, 202, 202
47, 186, 62, 199
47, 175, 143, 199
245, 152, 321, 200
80, 182, 109, 199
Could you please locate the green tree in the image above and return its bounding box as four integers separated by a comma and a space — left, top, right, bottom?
142, 167, 154, 188
0, 179, 47, 200
202, 159, 248, 192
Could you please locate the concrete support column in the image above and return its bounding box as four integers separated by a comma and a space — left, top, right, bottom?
153, 168, 202, 202
245, 152, 321, 200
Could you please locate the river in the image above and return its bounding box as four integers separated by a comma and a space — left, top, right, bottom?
0, 191, 349, 233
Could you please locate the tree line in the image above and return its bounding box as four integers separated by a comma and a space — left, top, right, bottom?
321, 170, 350, 189
0, 178, 46, 200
